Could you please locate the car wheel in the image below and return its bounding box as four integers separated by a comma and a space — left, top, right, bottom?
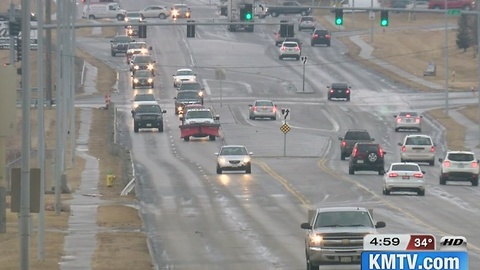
271, 116, 276, 120
328, 96, 331, 101
472, 177, 479, 186
279, 55, 283, 60
327, 42, 331, 47
246, 164, 252, 174
348, 167, 355, 175
340, 153, 345, 161
439, 175, 447, 185
132, 84, 135, 89
159, 13, 166, 19
184, 136, 190, 141
158, 124, 164, 132
417, 128, 422, 132
134, 126, 139, 133
151, 83, 154, 88
216, 165, 222, 174
311, 42, 315, 47
346, 96, 350, 101
417, 190, 425, 196
378, 170, 385, 175
88, 15, 95, 20
394, 128, 399, 132
384, 188, 391, 195
429, 160, 435, 166
296, 56, 300, 60
209, 135, 216, 141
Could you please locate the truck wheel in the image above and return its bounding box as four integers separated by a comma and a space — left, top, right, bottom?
340, 153, 345, 160
158, 124, 164, 132
134, 126, 139, 133
348, 167, 355, 175
417, 190, 425, 196
151, 83, 154, 88
111, 51, 116, 57
306, 259, 319, 270
472, 177, 479, 186
439, 175, 447, 185
209, 135, 216, 141
184, 136, 190, 141
117, 14, 125, 21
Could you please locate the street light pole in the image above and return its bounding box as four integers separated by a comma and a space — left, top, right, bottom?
444, 0, 449, 115
301, 56, 308, 92
477, 0, 480, 143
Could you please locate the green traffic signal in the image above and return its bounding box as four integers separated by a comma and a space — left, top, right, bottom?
380, 10, 389, 27
334, 9, 343, 26
380, 19, 388, 26
245, 12, 252, 20
335, 18, 343, 25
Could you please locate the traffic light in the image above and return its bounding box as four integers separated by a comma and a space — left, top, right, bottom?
9, 21, 21, 36
15, 37, 21, 62
334, 9, 343, 26
187, 20, 195, 38
244, 4, 253, 21
138, 24, 147, 38
380, 10, 389, 27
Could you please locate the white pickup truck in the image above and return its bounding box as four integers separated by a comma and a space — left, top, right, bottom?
179, 108, 220, 141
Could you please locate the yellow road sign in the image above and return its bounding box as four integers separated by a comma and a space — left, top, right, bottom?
280, 123, 291, 134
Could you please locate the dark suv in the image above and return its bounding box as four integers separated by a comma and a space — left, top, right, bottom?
133, 104, 166, 133
311, 29, 331, 47
110, 35, 133, 56
178, 82, 204, 92
349, 143, 386, 175
327, 83, 351, 101
131, 55, 156, 75
339, 129, 375, 160
174, 90, 204, 115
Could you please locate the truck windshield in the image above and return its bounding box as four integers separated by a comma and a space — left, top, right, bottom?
315, 211, 373, 228
186, 111, 212, 119
136, 105, 161, 113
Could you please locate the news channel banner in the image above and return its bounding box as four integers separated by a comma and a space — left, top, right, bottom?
361, 234, 468, 270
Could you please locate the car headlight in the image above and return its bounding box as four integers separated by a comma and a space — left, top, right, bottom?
134, 65, 139, 69
242, 157, 251, 163
125, 18, 129, 22
186, 12, 191, 17
309, 235, 323, 245
147, 64, 154, 70
133, 103, 139, 108
128, 29, 133, 34
198, 91, 204, 97
218, 158, 227, 164
177, 106, 183, 111
175, 78, 181, 82
148, 78, 153, 83
140, 48, 148, 54
133, 78, 139, 83
172, 10, 179, 16
189, 78, 196, 82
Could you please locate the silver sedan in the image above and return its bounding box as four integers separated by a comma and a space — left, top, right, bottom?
215, 145, 253, 174
394, 111, 422, 132
383, 162, 426, 196
248, 100, 277, 120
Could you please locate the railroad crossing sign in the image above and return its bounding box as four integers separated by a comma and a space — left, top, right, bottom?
280, 123, 291, 134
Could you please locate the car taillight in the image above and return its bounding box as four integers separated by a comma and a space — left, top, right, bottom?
388, 173, 399, 177
396, 117, 402, 123
401, 146, 406, 152
272, 106, 277, 112
253, 106, 257, 111
443, 161, 451, 167
413, 173, 423, 178
406, 114, 411, 118
346, 90, 350, 94
341, 141, 346, 147
472, 161, 478, 168
415, 117, 421, 123
312, 34, 318, 38
352, 148, 358, 157
280, 46, 286, 51
430, 146, 435, 153
329, 90, 334, 93
325, 34, 331, 39
294, 46, 300, 51
379, 148, 384, 158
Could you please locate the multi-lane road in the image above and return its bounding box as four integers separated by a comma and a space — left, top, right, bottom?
77, 0, 480, 269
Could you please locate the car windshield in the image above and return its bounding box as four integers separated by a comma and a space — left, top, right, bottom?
220, 147, 247, 155
174, 5, 188, 10
332, 83, 348, 89
129, 43, 147, 49
134, 56, 153, 63
345, 131, 371, 140
134, 94, 155, 101
127, 12, 142, 17
315, 211, 373, 228
134, 71, 151, 77
177, 70, 194, 76
136, 105, 161, 113
391, 164, 420, 171
255, 101, 274, 106
356, 144, 379, 152
180, 83, 201, 90
283, 42, 298, 47
399, 112, 418, 117
186, 111, 213, 119
448, 153, 475, 161
315, 30, 328, 35
405, 137, 432, 145
301, 17, 313, 22
177, 91, 199, 99
113, 36, 131, 43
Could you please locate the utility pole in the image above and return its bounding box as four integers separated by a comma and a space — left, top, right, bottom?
477, 0, 480, 144
69, 0, 77, 168
8, 2, 15, 65
54, 0, 63, 215
20, 0, 32, 268
36, 0, 45, 260
370, 0, 374, 43
444, 0, 449, 115
45, 0, 52, 107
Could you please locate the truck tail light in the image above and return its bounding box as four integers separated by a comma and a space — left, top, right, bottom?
443, 161, 450, 167
401, 146, 406, 152
346, 89, 350, 94
430, 146, 435, 153
396, 117, 402, 123
415, 117, 421, 123
379, 148, 384, 158
341, 141, 346, 147
472, 161, 478, 168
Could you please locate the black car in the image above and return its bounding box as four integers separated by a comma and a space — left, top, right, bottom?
327, 83, 351, 101
348, 142, 386, 175
178, 82, 204, 92
174, 90, 204, 115
110, 35, 133, 56
132, 70, 154, 89
311, 29, 331, 47
131, 55, 156, 75
133, 103, 166, 132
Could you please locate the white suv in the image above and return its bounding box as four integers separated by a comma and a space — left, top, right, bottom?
398, 134, 436, 166
439, 151, 479, 186
279, 41, 301, 60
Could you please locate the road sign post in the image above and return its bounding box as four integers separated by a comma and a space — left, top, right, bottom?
215, 69, 225, 107
301, 56, 307, 92
280, 109, 291, 157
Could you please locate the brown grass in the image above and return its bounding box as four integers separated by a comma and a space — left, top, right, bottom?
426, 108, 468, 150
458, 104, 480, 124
97, 205, 142, 228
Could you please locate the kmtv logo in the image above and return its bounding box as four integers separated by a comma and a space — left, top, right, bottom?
439, 236, 467, 251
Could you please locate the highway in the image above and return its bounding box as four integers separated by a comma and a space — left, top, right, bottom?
77, 0, 480, 268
